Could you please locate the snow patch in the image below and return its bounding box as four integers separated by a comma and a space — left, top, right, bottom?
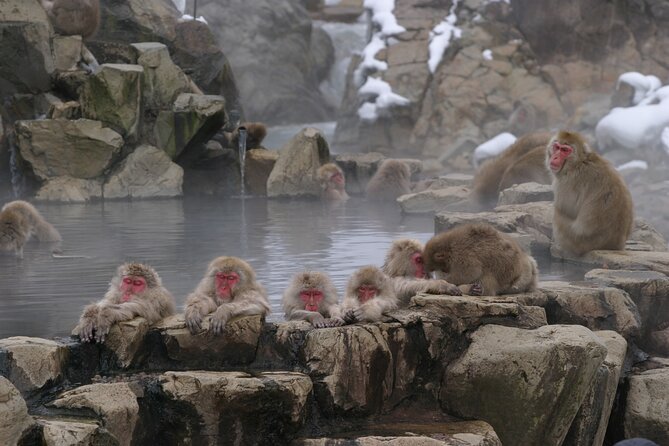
473, 132, 517, 168
617, 72, 662, 105
617, 160, 648, 171
427, 0, 462, 73
482, 49, 493, 61
179, 14, 208, 24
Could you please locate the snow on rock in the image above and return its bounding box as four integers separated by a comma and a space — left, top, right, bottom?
357, 77, 411, 121
171, 0, 185, 14
473, 132, 517, 168
617, 160, 649, 171
428, 0, 462, 73
482, 49, 493, 61
179, 14, 208, 24
617, 72, 662, 104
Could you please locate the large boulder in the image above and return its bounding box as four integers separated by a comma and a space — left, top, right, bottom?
0, 337, 69, 394
398, 187, 471, 214
35, 176, 103, 202
332, 152, 386, 195
104, 144, 183, 199
624, 367, 669, 445
16, 119, 123, 180
0, 377, 35, 445
267, 128, 330, 198
441, 324, 607, 446
37, 418, 117, 446
244, 148, 278, 196
497, 182, 554, 206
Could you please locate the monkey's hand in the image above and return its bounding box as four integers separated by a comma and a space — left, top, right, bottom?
94, 320, 111, 343
343, 309, 357, 324
427, 280, 462, 296
310, 313, 327, 328
185, 312, 203, 334
209, 307, 231, 335
325, 317, 345, 327
76, 318, 97, 343
469, 282, 484, 296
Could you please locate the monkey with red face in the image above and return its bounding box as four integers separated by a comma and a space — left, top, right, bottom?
338, 266, 398, 323
74, 263, 176, 343
317, 163, 349, 201
382, 239, 479, 304
185, 256, 270, 335
547, 130, 634, 256
282, 271, 344, 327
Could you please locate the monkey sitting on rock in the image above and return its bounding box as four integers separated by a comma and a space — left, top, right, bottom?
337, 266, 398, 324
282, 271, 344, 327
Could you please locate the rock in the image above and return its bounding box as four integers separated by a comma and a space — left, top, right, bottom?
497, 182, 554, 206
580, 250, 669, 276
563, 330, 627, 446
16, 119, 123, 180
584, 269, 669, 354
441, 324, 607, 446
631, 218, 668, 252
648, 327, 669, 356
413, 173, 475, 191
435, 210, 536, 234
81, 64, 144, 139
244, 148, 279, 196
398, 187, 470, 214
537, 282, 641, 339
152, 314, 263, 367
35, 176, 103, 202
160, 370, 312, 445
155, 93, 227, 161
0, 0, 53, 97
333, 152, 386, 195
94, 0, 179, 44
51, 382, 140, 446
52, 36, 83, 72
0, 377, 35, 445
104, 145, 184, 199
267, 128, 331, 198
97, 318, 150, 369
624, 367, 669, 445
494, 201, 554, 238
37, 418, 117, 446
130, 42, 195, 111
0, 337, 69, 394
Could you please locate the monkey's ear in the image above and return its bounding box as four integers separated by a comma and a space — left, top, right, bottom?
434, 252, 446, 261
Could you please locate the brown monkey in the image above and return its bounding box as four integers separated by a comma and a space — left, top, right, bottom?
547, 130, 634, 256
365, 159, 412, 201
338, 266, 398, 323
41, 0, 100, 40
470, 132, 552, 209
0, 200, 62, 258
282, 271, 344, 327
423, 223, 538, 296
74, 263, 176, 343
317, 163, 349, 201
185, 256, 271, 335
224, 122, 268, 150
382, 239, 478, 303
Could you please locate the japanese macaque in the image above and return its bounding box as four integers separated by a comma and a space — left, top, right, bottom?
382, 239, 475, 303
423, 223, 539, 296
338, 266, 398, 323
547, 130, 634, 256
41, 0, 100, 39
469, 132, 552, 209
282, 271, 344, 328
317, 163, 349, 201
185, 256, 271, 335
0, 200, 62, 258
365, 159, 412, 201
74, 263, 176, 343
223, 122, 267, 150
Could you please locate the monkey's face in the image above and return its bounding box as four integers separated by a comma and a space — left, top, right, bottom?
120, 275, 147, 302
548, 141, 573, 173
299, 289, 324, 311
357, 284, 378, 303
215, 271, 240, 299
331, 171, 345, 187
410, 252, 428, 279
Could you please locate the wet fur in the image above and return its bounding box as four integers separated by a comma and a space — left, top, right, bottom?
317, 163, 349, 201
423, 223, 538, 296
337, 266, 398, 322
548, 130, 634, 256
365, 159, 412, 201
282, 271, 341, 326
74, 263, 176, 342
0, 201, 61, 257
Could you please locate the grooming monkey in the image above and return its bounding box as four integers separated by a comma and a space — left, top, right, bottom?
382, 238, 473, 304
338, 266, 398, 323
547, 130, 634, 256
282, 271, 344, 327
0, 200, 62, 258
365, 159, 412, 201
185, 256, 270, 335
423, 223, 538, 296
74, 263, 176, 342
317, 163, 349, 201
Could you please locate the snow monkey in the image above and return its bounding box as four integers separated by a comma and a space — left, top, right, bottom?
0, 200, 62, 258
317, 163, 349, 201
470, 132, 552, 209
365, 159, 412, 201
282, 271, 344, 327
74, 263, 176, 343
339, 266, 398, 323
185, 256, 271, 335
423, 223, 538, 296
547, 130, 634, 256
224, 122, 268, 150
382, 238, 482, 304
41, 0, 101, 40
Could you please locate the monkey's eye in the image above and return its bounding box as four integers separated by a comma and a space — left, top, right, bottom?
415, 256, 423, 264
123, 277, 133, 285
227, 275, 237, 281
133, 279, 144, 287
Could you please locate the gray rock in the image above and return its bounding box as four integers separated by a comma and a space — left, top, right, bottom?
244, 148, 279, 196
52, 36, 83, 72
497, 182, 554, 206
16, 119, 123, 180
37, 417, 117, 446
94, 318, 150, 369
0, 337, 69, 394
0, 377, 35, 445
580, 250, 669, 276
398, 187, 470, 214
81, 64, 144, 139
267, 128, 331, 198
333, 152, 386, 195
104, 145, 183, 199
35, 176, 103, 202
624, 367, 669, 444
441, 324, 607, 446
631, 218, 668, 252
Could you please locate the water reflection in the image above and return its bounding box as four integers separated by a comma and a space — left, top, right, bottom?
0, 197, 588, 339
